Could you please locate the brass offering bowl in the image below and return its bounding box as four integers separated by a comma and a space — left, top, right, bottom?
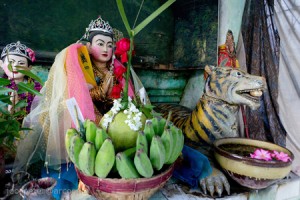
214, 137, 294, 189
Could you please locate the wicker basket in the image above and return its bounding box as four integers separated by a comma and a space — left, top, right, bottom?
76, 164, 174, 200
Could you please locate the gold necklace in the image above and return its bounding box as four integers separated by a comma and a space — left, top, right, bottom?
93, 65, 108, 85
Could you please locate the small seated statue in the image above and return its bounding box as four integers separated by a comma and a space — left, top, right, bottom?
0, 41, 41, 117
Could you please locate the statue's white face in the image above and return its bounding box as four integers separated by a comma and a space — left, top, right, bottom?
88, 34, 113, 64
0, 54, 30, 81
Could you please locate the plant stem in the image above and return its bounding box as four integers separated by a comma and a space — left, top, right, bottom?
123, 36, 134, 109
133, 0, 176, 35
116, 0, 176, 109
116, 0, 132, 37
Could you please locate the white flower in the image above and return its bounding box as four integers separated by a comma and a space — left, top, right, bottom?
123, 101, 143, 131
104, 98, 144, 131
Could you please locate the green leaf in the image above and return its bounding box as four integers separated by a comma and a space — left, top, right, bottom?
0, 106, 10, 115
14, 99, 28, 109
152, 111, 162, 117
12, 109, 26, 117
116, 0, 133, 37
0, 95, 11, 104
17, 82, 42, 96
8, 62, 13, 72
140, 107, 153, 119
143, 104, 155, 110
17, 69, 44, 86
12, 130, 21, 138
0, 117, 7, 122
133, 0, 176, 35
0, 87, 14, 95
6, 120, 21, 131
0, 78, 10, 86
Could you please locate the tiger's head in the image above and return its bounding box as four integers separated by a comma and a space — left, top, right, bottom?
204, 65, 267, 110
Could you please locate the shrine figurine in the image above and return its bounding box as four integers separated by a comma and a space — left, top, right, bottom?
0, 41, 41, 115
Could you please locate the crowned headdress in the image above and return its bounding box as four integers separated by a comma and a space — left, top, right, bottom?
1, 41, 35, 62
80, 16, 114, 41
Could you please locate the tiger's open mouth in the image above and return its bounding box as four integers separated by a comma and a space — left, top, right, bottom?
236, 88, 263, 103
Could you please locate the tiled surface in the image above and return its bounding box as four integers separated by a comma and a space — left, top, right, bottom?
65, 173, 300, 200
275, 173, 300, 200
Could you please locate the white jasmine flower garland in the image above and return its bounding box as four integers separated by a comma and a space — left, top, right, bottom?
102, 97, 143, 131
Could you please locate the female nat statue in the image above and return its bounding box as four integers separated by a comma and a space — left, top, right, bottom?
13, 16, 146, 198
0, 41, 41, 116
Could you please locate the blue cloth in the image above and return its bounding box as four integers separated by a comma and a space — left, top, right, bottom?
173, 145, 212, 188
41, 163, 78, 200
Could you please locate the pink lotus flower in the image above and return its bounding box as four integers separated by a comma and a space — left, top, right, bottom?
250, 148, 272, 161
271, 151, 292, 162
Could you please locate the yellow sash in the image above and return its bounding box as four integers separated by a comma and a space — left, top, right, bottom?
77, 46, 97, 87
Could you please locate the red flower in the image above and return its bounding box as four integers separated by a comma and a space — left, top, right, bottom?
115, 38, 134, 63
26, 48, 36, 62
115, 38, 130, 53
110, 84, 123, 99
113, 64, 126, 81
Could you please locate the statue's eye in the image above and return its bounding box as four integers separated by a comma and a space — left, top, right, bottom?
233, 71, 243, 78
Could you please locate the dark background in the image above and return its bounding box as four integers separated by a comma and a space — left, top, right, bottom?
0, 0, 217, 68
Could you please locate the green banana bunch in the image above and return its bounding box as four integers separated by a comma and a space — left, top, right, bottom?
78, 142, 96, 176
165, 125, 184, 164
95, 138, 115, 178
95, 128, 109, 151
136, 131, 148, 155
114, 146, 137, 178
158, 117, 167, 135
144, 120, 155, 144
134, 149, 153, 178
65, 128, 78, 156
69, 134, 85, 167
151, 117, 160, 136
85, 119, 97, 144
149, 135, 166, 170
123, 147, 136, 159
151, 116, 166, 136
176, 129, 185, 159
116, 152, 140, 179
161, 129, 174, 163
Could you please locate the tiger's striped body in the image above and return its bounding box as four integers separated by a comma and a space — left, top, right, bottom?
155, 66, 266, 145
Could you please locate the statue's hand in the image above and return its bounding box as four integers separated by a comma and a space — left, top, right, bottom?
102, 71, 114, 95
199, 167, 230, 197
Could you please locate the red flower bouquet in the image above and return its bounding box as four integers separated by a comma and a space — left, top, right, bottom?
110, 84, 123, 99
115, 38, 135, 63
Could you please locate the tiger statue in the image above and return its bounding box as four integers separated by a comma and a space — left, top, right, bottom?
154, 65, 266, 197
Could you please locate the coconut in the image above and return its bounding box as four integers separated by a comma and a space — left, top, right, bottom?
100, 111, 147, 152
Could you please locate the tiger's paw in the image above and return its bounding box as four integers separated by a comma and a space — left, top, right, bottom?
199, 167, 230, 197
